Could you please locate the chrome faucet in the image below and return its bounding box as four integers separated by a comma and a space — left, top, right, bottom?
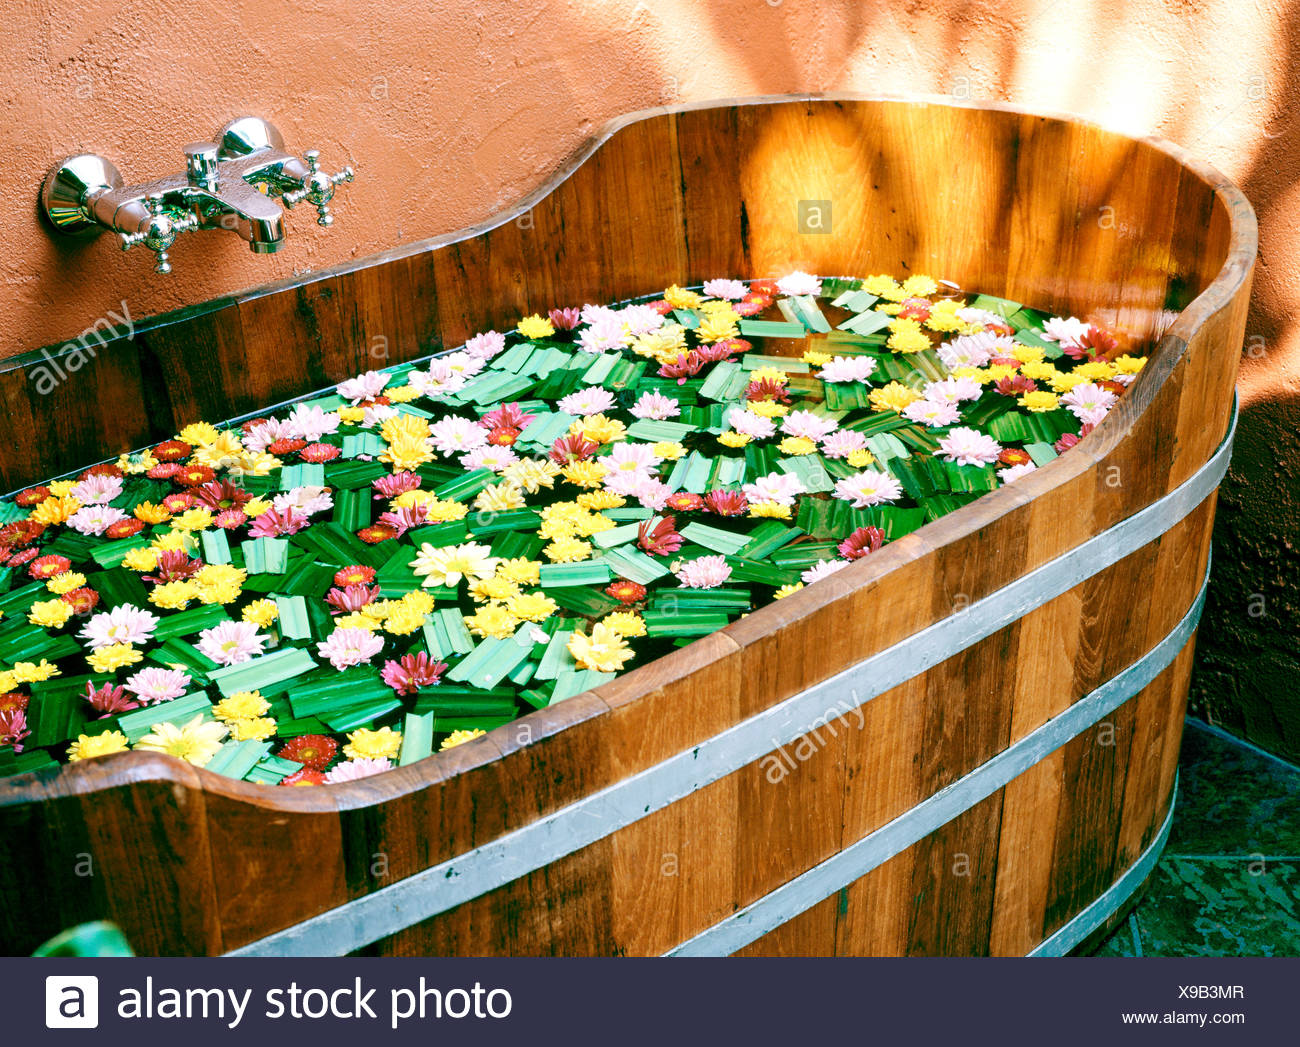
40, 117, 354, 274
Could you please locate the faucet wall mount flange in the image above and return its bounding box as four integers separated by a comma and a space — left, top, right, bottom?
39, 117, 354, 274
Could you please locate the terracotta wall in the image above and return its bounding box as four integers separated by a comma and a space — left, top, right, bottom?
2, 0, 1295, 759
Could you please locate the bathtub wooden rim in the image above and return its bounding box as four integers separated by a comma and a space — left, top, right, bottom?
222, 403, 1229, 956
0, 96, 1254, 816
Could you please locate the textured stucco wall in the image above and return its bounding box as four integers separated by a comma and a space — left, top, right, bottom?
2, 0, 1296, 758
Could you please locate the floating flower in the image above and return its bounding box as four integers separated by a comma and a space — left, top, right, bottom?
833, 469, 903, 507
277, 734, 339, 770
637, 515, 683, 555
213, 690, 271, 723
567, 623, 634, 673
197, 621, 268, 666
67, 730, 129, 762
517, 314, 555, 339
999, 461, 1039, 483
742, 471, 805, 507
123, 667, 191, 705
381, 653, 447, 696
818, 355, 878, 383
802, 558, 851, 585
937, 427, 1003, 467
675, 554, 732, 589
87, 643, 142, 674
559, 387, 617, 416
343, 726, 403, 761
839, 525, 886, 560
317, 626, 385, 670
440, 728, 487, 751
464, 330, 507, 360
67, 505, 128, 536
727, 407, 777, 440
68, 473, 124, 504
83, 681, 139, 717
283, 403, 340, 442
606, 579, 647, 605
135, 715, 228, 767
776, 271, 822, 297
902, 398, 961, 428
703, 278, 748, 300
1041, 316, 1091, 347
337, 370, 391, 404
79, 605, 159, 649
411, 542, 499, 588
323, 757, 393, 782
820, 429, 869, 459
1060, 382, 1118, 421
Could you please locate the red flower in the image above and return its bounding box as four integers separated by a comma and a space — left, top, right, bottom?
15, 486, 50, 507
152, 440, 192, 462
0, 709, 30, 752
646, 299, 674, 315
482, 402, 536, 431
248, 507, 308, 538
371, 471, 422, 500
358, 524, 399, 544
326, 584, 381, 614
175, 465, 216, 487
994, 374, 1037, 396
898, 297, 932, 321
487, 427, 520, 446
0, 520, 45, 548
605, 579, 647, 605
195, 481, 252, 511
29, 554, 72, 579
240, 419, 270, 435
549, 433, 599, 465
104, 518, 146, 540
143, 549, 203, 584
0, 693, 28, 713
1097, 379, 1127, 396
839, 525, 885, 561
381, 652, 448, 696
214, 509, 248, 529
60, 588, 100, 615
749, 279, 779, 297
1063, 324, 1119, 361
638, 514, 683, 556
81, 463, 123, 480
1054, 433, 1080, 453
8, 547, 41, 568
280, 767, 327, 786
276, 734, 339, 770
377, 504, 429, 536
712, 337, 752, 357
744, 378, 792, 403
990, 354, 1021, 368
334, 565, 377, 588
266, 438, 307, 456
666, 492, 705, 513
84, 681, 139, 718
659, 351, 705, 384
733, 296, 768, 317
998, 448, 1032, 467
147, 463, 182, 480
703, 489, 749, 516
162, 492, 195, 513
299, 443, 341, 463
548, 306, 582, 331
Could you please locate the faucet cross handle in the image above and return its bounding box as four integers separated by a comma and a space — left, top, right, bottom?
119, 192, 199, 274
283, 149, 355, 226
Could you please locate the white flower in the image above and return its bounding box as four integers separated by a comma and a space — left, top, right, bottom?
776, 271, 822, 297
703, 278, 748, 300
410, 542, 499, 588
273, 485, 333, 517
429, 416, 489, 457
1041, 316, 1091, 347
902, 398, 961, 428
937, 331, 1015, 370
937, 426, 1003, 467
559, 388, 617, 416
336, 370, 391, 404
923, 376, 983, 404
801, 558, 851, 585
629, 390, 681, 420
998, 461, 1039, 484
727, 407, 777, 440
283, 404, 340, 442
742, 471, 805, 507
1060, 382, 1118, 421
818, 355, 878, 383
832, 469, 903, 507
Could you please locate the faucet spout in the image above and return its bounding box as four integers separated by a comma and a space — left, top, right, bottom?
194, 179, 287, 254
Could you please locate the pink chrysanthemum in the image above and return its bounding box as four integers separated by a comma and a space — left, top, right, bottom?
84, 682, 139, 717
703, 278, 748, 300
372, 471, 422, 500
430, 416, 489, 457
742, 472, 805, 507
839, 526, 886, 560
326, 584, 381, 614
820, 429, 868, 458
283, 403, 340, 442
68, 473, 124, 504
832, 469, 904, 508
559, 387, 617, 417
481, 402, 536, 431
703, 488, 749, 516
999, 461, 1039, 484
727, 407, 777, 440
802, 558, 851, 585
337, 370, 391, 404
902, 398, 961, 428
464, 330, 507, 360
775, 271, 822, 297
629, 390, 681, 420
381, 652, 448, 696
818, 355, 878, 383
248, 507, 309, 537
780, 409, 839, 442
937, 427, 1003, 467
79, 605, 159, 649
323, 757, 393, 783
675, 554, 732, 589
67, 505, 128, 536
197, 621, 268, 666
317, 627, 385, 671
123, 667, 192, 705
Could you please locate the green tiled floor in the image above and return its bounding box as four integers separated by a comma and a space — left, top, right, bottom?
1091, 719, 1300, 957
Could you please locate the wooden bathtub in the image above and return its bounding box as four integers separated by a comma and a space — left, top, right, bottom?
0, 95, 1255, 956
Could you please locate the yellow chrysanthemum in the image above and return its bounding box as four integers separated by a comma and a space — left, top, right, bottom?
179, 421, 220, 446
67, 730, 131, 762
567, 623, 633, 673
48, 480, 77, 498
774, 583, 805, 599
570, 414, 626, 446
749, 500, 793, 519
385, 384, 420, 403
986, 364, 1017, 383
924, 308, 967, 333
1011, 344, 1045, 364
869, 381, 923, 413
1074, 360, 1118, 381
506, 592, 559, 622
750, 367, 789, 385
501, 458, 560, 494
440, 728, 487, 751
227, 452, 281, 478
474, 482, 526, 512
380, 413, 434, 470
29, 497, 80, 526
470, 575, 522, 603
544, 536, 592, 563
846, 449, 876, 468
1048, 371, 1090, 394
663, 284, 703, 309
337, 405, 366, 425
423, 498, 469, 523
576, 490, 625, 511
171, 508, 215, 532
335, 612, 381, 631
1020, 360, 1059, 382
230, 717, 278, 742
746, 400, 789, 418
242, 599, 279, 627
802, 350, 832, 366
243, 496, 274, 516
886, 319, 931, 354
28, 600, 74, 629
1019, 391, 1061, 413
464, 604, 520, 639
516, 314, 555, 339
572, 511, 615, 538
213, 690, 271, 723
1113, 354, 1147, 375
11, 660, 60, 684
696, 309, 739, 344
863, 274, 902, 298
383, 607, 426, 635
561, 461, 609, 489
778, 436, 817, 456
652, 441, 686, 461
601, 611, 646, 638
717, 431, 751, 449
191, 431, 245, 470
133, 501, 172, 525
398, 589, 437, 616
496, 557, 542, 585
151, 531, 195, 554
901, 275, 939, 297
46, 572, 86, 595
344, 726, 403, 762
149, 580, 200, 610
87, 643, 143, 673
136, 714, 228, 766
0, 671, 15, 692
